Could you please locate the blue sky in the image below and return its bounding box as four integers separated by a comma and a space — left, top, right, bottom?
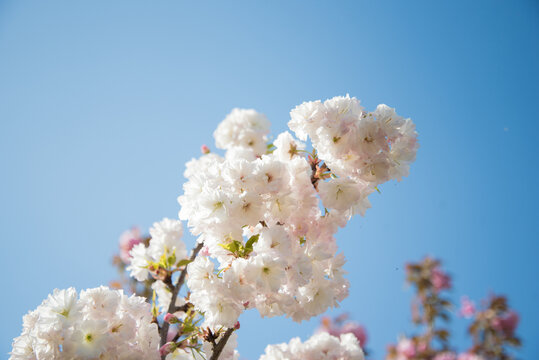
0, 0, 537, 358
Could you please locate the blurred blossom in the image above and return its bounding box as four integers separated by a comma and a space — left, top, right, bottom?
396, 338, 415, 358
319, 316, 339, 336
467, 295, 520, 359
119, 227, 143, 263
318, 315, 368, 347
457, 353, 484, 360
416, 340, 428, 353
431, 267, 451, 292
341, 322, 368, 346
492, 310, 519, 337
459, 296, 476, 318
389, 260, 519, 360
434, 352, 457, 360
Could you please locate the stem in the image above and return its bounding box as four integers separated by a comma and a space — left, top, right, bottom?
160, 242, 204, 352
209, 328, 235, 360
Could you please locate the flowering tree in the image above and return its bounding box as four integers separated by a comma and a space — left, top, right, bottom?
305, 258, 521, 360
11, 95, 421, 359
386, 257, 521, 360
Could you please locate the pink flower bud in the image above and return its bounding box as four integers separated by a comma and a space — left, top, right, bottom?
159, 342, 177, 356
234, 321, 241, 330
201, 144, 210, 154
164, 313, 179, 324
167, 328, 178, 342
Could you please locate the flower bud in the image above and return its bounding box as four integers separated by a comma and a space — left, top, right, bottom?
159, 342, 177, 356
164, 313, 179, 324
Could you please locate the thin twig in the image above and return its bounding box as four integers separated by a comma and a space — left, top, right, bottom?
160, 242, 204, 352
209, 328, 235, 360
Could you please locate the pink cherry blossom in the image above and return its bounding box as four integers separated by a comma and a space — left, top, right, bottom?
434, 352, 457, 360
397, 338, 416, 358
119, 227, 143, 263
318, 316, 368, 347
431, 267, 451, 292
341, 322, 368, 347
457, 353, 484, 360
159, 342, 176, 356
492, 310, 519, 337
459, 296, 476, 318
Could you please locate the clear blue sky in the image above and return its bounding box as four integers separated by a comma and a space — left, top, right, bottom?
0, 0, 537, 358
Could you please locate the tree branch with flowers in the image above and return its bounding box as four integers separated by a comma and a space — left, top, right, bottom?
10, 95, 519, 360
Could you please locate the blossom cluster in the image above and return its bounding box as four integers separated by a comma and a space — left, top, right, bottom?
12, 95, 418, 360
11, 95, 521, 360
289, 95, 418, 187
111, 227, 154, 299
260, 332, 364, 360
178, 95, 418, 329
318, 314, 368, 350
118, 227, 144, 263
10, 287, 160, 359
127, 218, 187, 284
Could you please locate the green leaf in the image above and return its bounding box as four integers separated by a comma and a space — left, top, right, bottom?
218, 242, 230, 252
151, 290, 159, 317
219, 242, 235, 254
245, 234, 260, 252
219, 236, 261, 258
177, 258, 194, 268
145, 261, 159, 271
158, 249, 169, 269
219, 240, 243, 256
167, 249, 177, 268
266, 143, 276, 154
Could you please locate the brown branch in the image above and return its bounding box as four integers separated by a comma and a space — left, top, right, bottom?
175, 302, 192, 313
159, 242, 204, 353
209, 328, 235, 360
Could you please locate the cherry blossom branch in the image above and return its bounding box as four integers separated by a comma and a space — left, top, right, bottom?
209, 328, 235, 360
159, 242, 204, 350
